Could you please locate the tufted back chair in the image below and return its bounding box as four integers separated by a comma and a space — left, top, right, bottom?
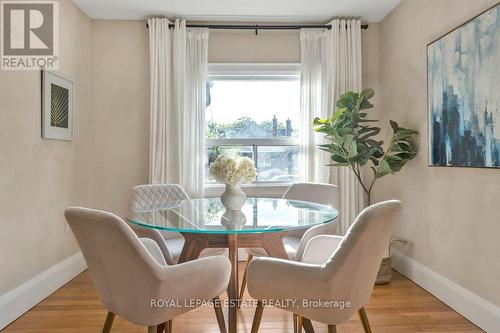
130, 184, 189, 211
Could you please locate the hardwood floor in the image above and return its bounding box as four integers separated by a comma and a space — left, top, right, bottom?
3, 265, 482, 333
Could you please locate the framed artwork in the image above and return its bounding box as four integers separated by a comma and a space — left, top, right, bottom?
41, 70, 73, 140
428, 3, 500, 168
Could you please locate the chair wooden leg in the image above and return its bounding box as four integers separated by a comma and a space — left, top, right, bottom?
328, 325, 337, 333
157, 320, 172, 333
148, 326, 157, 333
302, 318, 315, 333
168, 320, 173, 333
238, 254, 253, 307
102, 312, 115, 333
213, 297, 227, 333
358, 307, 373, 333
293, 314, 303, 333
251, 301, 264, 333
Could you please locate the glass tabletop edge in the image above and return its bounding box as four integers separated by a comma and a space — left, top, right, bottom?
126, 216, 338, 235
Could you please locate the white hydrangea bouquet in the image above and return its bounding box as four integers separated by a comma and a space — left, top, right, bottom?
209, 155, 256, 210
209, 155, 256, 185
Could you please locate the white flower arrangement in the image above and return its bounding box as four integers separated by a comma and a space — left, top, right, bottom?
209, 155, 257, 185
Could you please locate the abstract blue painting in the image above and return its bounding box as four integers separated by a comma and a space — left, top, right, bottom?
428, 4, 500, 168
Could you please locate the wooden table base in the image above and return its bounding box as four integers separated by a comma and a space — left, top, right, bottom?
178, 232, 289, 333
228, 234, 238, 333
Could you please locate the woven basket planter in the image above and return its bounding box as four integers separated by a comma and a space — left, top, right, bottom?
375, 257, 393, 284
375, 237, 407, 285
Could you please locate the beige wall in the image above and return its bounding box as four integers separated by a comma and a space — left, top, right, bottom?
90, 21, 150, 216
0, 0, 93, 294
375, 0, 500, 306
361, 23, 381, 118
208, 30, 300, 63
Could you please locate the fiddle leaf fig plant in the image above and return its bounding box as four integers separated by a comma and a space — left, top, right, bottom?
313, 88, 418, 205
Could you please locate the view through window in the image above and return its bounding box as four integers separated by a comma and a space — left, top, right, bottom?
205, 67, 300, 184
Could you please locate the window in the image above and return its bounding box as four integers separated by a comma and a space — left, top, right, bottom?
206, 64, 301, 184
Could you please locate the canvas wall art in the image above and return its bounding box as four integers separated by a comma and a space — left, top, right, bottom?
428, 3, 500, 168
42, 71, 73, 140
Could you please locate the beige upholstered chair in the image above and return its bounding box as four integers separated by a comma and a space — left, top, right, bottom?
65, 207, 231, 333
247, 200, 402, 333
239, 183, 340, 300
129, 184, 224, 265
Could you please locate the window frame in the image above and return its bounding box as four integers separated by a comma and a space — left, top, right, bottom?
206, 63, 302, 188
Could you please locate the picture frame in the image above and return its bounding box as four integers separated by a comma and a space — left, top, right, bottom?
427, 3, 500, 169
41, 70, 74, 140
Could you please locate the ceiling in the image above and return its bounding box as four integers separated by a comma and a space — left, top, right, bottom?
71, 0, 402, 22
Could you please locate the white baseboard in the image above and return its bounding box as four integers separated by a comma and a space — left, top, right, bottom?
0, 252, 87, 330
391, 248, 500, 333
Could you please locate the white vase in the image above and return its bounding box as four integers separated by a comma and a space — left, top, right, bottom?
220, 183, 246, 211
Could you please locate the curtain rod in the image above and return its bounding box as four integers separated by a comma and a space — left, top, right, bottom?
145, 23, 369, 32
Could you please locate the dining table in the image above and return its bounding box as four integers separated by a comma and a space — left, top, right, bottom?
128, 197, 339, 333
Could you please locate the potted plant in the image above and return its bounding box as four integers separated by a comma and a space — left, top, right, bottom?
313, 88, 418, 284
313, 88, 418, 205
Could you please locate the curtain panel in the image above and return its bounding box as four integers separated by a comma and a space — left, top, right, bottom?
299, 19, 364, 234
148, 18, 208, 197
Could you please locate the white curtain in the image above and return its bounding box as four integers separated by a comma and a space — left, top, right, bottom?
298, 29, 330, 184
148, 18, 208, 197
299, 19, 364, 234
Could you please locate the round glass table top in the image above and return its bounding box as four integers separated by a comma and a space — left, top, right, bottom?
127, 197, 338, 234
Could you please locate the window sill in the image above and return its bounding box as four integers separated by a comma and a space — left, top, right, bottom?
204, 183, 291, 198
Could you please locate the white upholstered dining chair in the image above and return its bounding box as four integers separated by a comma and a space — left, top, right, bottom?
65, 207, 231, 333
129, 184, 224, 265
239, 183, 340, 300
247, 200, 402, 333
